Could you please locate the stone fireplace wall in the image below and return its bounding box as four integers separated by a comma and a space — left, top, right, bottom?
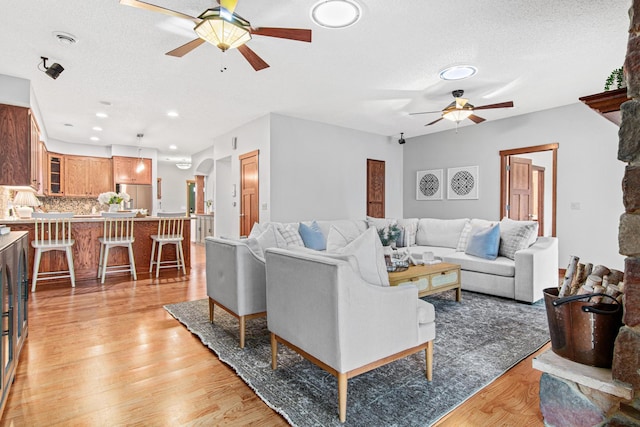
614, 0, 640, 419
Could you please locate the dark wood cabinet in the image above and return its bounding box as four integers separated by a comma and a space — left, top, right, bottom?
0, 104, 31, 187
0, 232, 29, 418
64, 155, 113, 197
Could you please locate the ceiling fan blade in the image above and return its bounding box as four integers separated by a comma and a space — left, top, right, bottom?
472, 101, 514, 111
219, 0, 239, 14
425, 117, 444, 126
166, 38, 206, 57
251, 27, 312, 43
237, 44, 270, 71
468, 114, 486, 124
119, 0, 200, 23
409, 110, 442, 115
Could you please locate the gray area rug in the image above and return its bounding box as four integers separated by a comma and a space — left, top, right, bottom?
165, 291, 549, 426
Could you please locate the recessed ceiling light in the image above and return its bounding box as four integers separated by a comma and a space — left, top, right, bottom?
169, 144, 177, 150
96, 112, 108, 118
64, 123, 73, 127
311, 0, 361, 29
439, 65, 478, 81
90, 136, 100, 141
99, 101, 112, 106
52, 31, 77, 45
167, 111, 179, 118
92, 126, 103, 131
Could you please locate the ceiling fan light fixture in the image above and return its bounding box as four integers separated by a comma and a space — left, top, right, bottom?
195, 8, 252, 51
443, 109, 473, 123
439, 65, 478, 81
311, 0, 361, 29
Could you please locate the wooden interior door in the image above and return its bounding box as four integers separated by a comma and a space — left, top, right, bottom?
239, 150, 259, 237
367, 159, 385, 218
195, 175, 205, 214
508, 156, 533, 221
532, 165, 545, 236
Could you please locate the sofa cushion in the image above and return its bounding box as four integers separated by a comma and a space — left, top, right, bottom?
444, 252, 515, 277
331, 226, 389, 287
396, 218, 418, 247
416, 218, 468, 248
417, 299, 435, 324
299, 221, 326, 250
498, 218, 539, 260
465, 223, 500, 260
248, 222, 265, 238
326, 224, 361, 252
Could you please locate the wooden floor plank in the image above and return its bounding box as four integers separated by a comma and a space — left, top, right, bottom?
1, 243, 546, 426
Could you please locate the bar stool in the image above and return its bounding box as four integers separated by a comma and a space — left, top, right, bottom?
98, 212, 137, 284
149, 212, 186, 278
31, 212, 76, 292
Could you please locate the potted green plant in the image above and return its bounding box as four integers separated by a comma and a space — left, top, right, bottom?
604, 67, 625, 91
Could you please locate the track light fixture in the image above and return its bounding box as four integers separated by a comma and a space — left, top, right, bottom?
40, 56, 64, 79
398, 132, 406, 145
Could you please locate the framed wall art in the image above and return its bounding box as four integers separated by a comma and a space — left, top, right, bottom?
416, 169, 443, 200
447, 166, 479, 200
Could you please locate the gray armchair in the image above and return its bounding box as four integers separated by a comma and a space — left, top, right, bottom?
265, 248, 436, 423
205, 237, 267, 348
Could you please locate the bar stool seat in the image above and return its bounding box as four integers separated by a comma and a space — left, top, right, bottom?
150, 213, 186, 278
98, 212, 137, 284
31, 212, 76, 292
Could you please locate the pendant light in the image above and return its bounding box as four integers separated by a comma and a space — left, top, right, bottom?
136, 133, 145, 173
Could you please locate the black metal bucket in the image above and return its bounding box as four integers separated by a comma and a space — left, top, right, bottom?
543, 287, 623, 368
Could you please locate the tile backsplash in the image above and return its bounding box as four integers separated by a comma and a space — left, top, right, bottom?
0, 186, 106, 218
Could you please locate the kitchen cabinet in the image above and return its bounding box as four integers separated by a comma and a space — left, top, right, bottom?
36, 141, 47, 196
0, 232, 29, 418
0, 104, 38, 189
47, 153, 64, 196
64, 155, 113, 197
113, 156, 152, 185
195, 214, 214, 243
29, 115, 43, 194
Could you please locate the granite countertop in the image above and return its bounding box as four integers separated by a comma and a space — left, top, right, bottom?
1, 215, 192, 224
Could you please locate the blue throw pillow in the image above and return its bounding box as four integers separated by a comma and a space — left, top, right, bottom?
465, 224, 500, 260
298, 221, 326, 250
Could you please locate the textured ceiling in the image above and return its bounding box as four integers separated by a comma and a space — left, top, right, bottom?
0, 1, 630, 163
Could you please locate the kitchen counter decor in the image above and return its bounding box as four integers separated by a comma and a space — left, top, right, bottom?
97, 191, 130, 212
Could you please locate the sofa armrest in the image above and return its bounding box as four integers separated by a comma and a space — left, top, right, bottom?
265, 248, 427, 373
205, 237, 266, 316
514, 237, 558, 303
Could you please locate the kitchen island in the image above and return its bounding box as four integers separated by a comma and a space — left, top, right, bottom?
6, 216, 191, 285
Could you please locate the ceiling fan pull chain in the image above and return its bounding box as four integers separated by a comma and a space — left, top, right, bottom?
220, 52, 227, 73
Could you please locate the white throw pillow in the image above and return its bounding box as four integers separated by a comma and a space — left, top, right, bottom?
245, 224, 287, 258
499, 217, 539, 247
498, 221, 538, 260
248, 222, 265, 238
366, 216, 397, 231
278, 223, 304, 247
333, 226, 389, 287
416, 218, 469, 248
326, 224, 362, 252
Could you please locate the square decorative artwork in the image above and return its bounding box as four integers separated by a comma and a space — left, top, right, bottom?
416, 169, 443, 200
447, 166, 479, 200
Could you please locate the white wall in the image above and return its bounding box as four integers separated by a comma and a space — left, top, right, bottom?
0, 74, 30, 107
269, 114, 404, 222
156, 162, 192, 212
211, 115, 271, 238
403, 102, 625, 270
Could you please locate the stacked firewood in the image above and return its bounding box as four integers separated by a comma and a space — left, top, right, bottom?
558, 255, 625, 304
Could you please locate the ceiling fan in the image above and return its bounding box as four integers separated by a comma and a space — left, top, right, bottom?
410, 90, 514, 127
120, 0, 312, 71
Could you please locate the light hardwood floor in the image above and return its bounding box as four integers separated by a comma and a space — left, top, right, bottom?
1, 243, 547, 426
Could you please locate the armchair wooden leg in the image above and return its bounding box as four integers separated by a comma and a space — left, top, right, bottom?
208, 299, 214, 323
271, 333, 278, 370
425, 341, 433, 381
239, 316, 246, 348
338, 373, 347, 423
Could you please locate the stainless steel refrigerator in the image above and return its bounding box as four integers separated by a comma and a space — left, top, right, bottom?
117, 184, 153, 212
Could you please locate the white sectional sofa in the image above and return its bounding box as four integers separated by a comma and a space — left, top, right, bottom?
206, 217, 558, 304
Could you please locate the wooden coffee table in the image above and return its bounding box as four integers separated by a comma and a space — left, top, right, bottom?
388, 262, 461, 301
